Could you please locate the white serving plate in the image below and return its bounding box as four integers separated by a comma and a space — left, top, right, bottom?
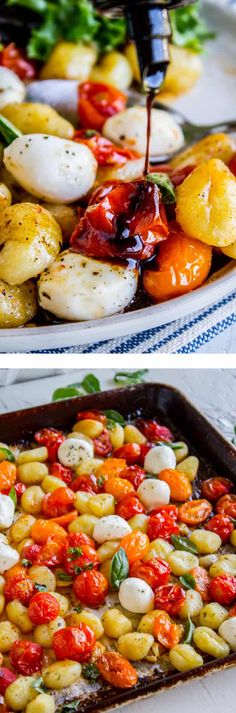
1, 1, 236, 352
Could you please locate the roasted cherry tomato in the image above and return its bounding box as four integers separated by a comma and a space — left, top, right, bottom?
229, 153, 236, 177
0, 667, 17, 695
21, 542, 43, 566
113, 443, 141, 465
130, 557, 171, 589
158, 469, 192, 502
0, 43, 36, 80
53, 624, 96, 663
4, 576, 35, 606
216, 494, 236, 519
151, 504, 178, 520
205, 513, 234, 543
14, 482, 26, 500
71, 474, 98, 494
121, 465, 145, 490
119, 531, 149, 564
50, 462, 73, 485
79, 81, 127, 131
31, 519, 67, 545
97, 651, 138, 688
94, 429, 112, 457
116, 494, 144, 520
190, 566, 210, 602
34, 428, 65, 463
208, 574, 236, 606
135, 418, 173, 443
5, 565, 28, 582
73, 569, 109, 607
0, 461, 17, 492
64, 543, 99, 577
170, 165, 195, 186
178, 499, 212, 525
138, 442, 153, 466
41, 486, 75, 518
68, 532, 95, 549
228, 603, 236, 617
143, 227, 212, 302
10, 640, 43, 675
74, 130, 139, 167
201, 477, 233, 502
147, 512, 179, 541
70, 181, 168, 262
154, 583, 186, 616
153, 611, 182, 649
51, 510, 78, 528
29, 538, 65, 568
28, 592, 60, 624
76, 410, 107, 424
104, 477, 134, 501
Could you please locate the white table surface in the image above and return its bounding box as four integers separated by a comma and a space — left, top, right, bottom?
0, 368, 235, 712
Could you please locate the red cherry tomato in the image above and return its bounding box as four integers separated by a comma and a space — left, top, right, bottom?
97, 651, 138, 688
150, 504, 178, 520
153, 611, 182, 649
190, 566, 210, 602
74, 130, 139, 167
21, 542, 42, 566
135, 418, 173, 442
9, 482, 26, 500
53, 624, 96, 663
208, 575, 236, 606
116, 494, 145, 520
147, 512, 179, 541
228, 603, 236, 617
94, 429, 112, 457
170, 165, 195, 186
64, 543, 99, 577
0, 667, 17, 694
154, 583, 186, 616
41, 486, 75, 518
113, 444, 141, 466
121, 465, 145, 490
4, 576, 35, 605
205, 513, 234, 543
79, 81, 127, 131
67, 531, 95, 550
73, 569, 108, 607
50, 462, 73, 485
229, 153, 236, 177
10, 640, 43, 675
0, 43, 36, 80
28, 592, 60, 624
216, 494, 236, 519
76, 410, 107, 424
201, 477, 233, 502
34, 428, 65, 463
138, 442, 153, 466
71, 473, 101, 494
130, 557, 171, 589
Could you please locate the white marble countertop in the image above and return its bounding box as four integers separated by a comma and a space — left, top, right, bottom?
0, 368, 235, 713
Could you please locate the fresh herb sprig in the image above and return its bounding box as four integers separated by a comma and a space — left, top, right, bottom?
52, 373, 101, 401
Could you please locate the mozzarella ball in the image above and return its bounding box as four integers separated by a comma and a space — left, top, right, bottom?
219, 617, 236, 651
0, 494, 15, 529
38, 251, 138, 321
144, 445, 176, 475
103, 106, 184, 157
58, 437, 93, 468
93, 515, 132, 544
0, 67, 25, 109
119, 577, 154, 613
137, 479, 170, 511
4, 135, 97, 204
0, 543, 19, 573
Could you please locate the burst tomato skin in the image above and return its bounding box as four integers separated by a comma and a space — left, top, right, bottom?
50, 462, 73, 485
147, 512, 179, 541
73, 570, 108, 607
0, 667, 17, 694
64, 544, 99, 576
153, 611, 182, 649
201, 477, 233, 502
158, 469, 192, 502
116, 494, 145, 520
53, 624, 96, 663
4, 576, 35, 606
94, 429, 112, 457
68, 532, 95, 549
135, 419, 173, 442
97, 651, 138, 688
74, 130, 138, 167
34, 428, 65, 462
119, 531, 149, 564
190, 566, 210, 602
216, 494, 236, 519
10, 640, 43, 675
150, 504, 178, 520
205, 513, 234, 543
79, 82, 127, 131
113, 444, 141, 465
0, 43, 36, 80
154, 583, 186, 616
122, 465, 145, 490
41, 486, 75, 518
130, 557, 171, 589
21, 542, 42, 566
208, 575, 236, 606
178, 499, 212, 525
27, 538, 65, 568
71, 474, 99, 494
28, 592, 60, 624
4, 481, 26, 500
76, 410, 107, 424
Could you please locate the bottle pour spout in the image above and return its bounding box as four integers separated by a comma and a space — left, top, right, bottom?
126, 3, 171, 92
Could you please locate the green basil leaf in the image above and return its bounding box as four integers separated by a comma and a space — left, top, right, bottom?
183, 617, 195, 644
0, 115, 22, 146
111, 548, 129, 590
52, 386, 81, 401
34, 583, 48, 591
171, 535, 198, 555
146, 173, 176, 204
114, 370, 149, 385
0, 447, 15, 463
31, 676, 47, 693
154, 441, 182, 450
81, 374, 101, 393
82, 663, 99, 682
21, 558, 32, 567
8, 487, 17, 509
57, 571, 73, 581
61, 703, 78, 713
179, 574, 196, 590
104, 410, 125, 429
73, 604, 82, 613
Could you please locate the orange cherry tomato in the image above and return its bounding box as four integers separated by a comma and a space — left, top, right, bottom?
31, 519, 68, 544
28, 592, 60, 624
0, 461, 17, 492
79, 81, 127, 131
153, 611, 182, 649
119, 530, 149, 564
216, 494, 236, 519
4, 576, 35, 606
5, 565, 27, 582
96, 458, 127, 481
73, 569, 109, 607
178, 499, 212, 525
104, 477, 134, 501
143, 227, 212, 302
154, 583, 185, 617
50, 510, 78, 527
97, 651, 138, 688
158, 469, 192, 502
35, 537, 65, 568
41, 487, 75, 518
190, 566, 210, 602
